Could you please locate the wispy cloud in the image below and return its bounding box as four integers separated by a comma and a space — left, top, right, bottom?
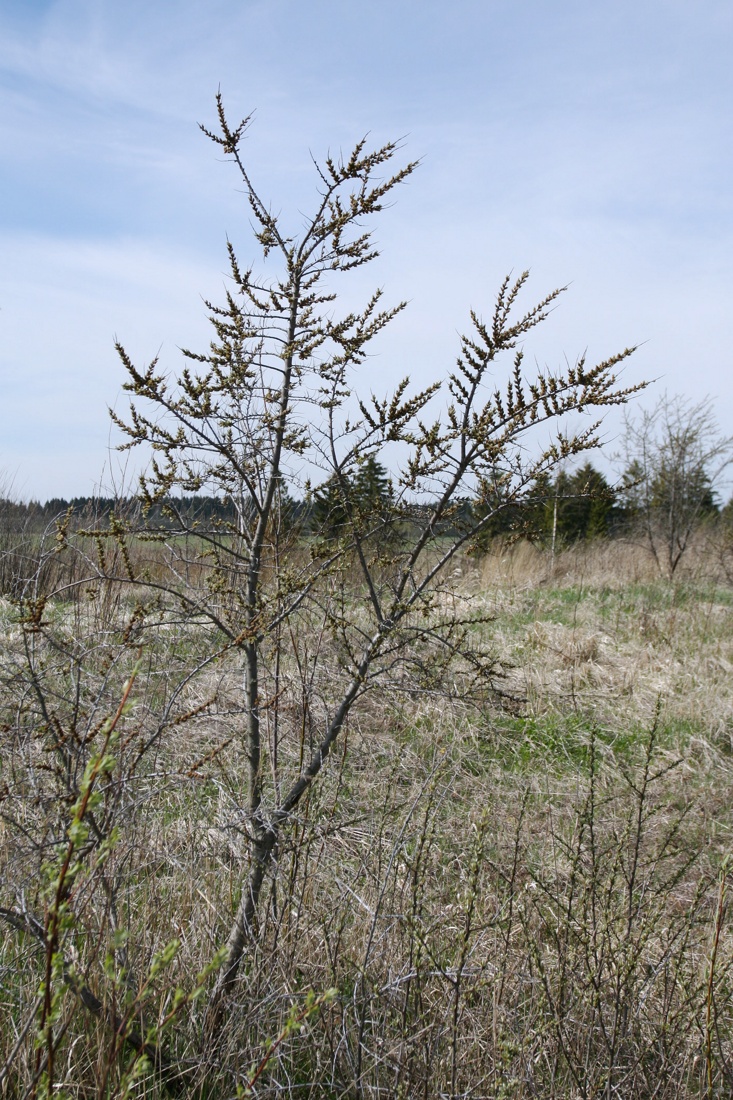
1, 0, 732, 497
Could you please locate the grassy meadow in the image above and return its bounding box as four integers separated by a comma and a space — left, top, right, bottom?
2, 531, 733, 1097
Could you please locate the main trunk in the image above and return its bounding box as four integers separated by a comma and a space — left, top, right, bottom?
206, 828, 277, 1032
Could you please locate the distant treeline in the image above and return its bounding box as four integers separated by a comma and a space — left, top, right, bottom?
1, 458, 730, 547
0, 495, 251, 529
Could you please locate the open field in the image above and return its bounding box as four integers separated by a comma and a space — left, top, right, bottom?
2, 535, 733, 1097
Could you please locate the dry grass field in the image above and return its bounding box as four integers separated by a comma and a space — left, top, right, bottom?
2, 533, 733, 1098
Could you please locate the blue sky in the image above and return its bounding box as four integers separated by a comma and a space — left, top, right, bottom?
2, 0, 732, 499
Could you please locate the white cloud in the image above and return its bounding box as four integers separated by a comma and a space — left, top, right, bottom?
0, 231, 230, 497
1, 0, 732, 497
